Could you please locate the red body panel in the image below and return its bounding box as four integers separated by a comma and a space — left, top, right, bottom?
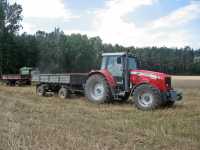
130, 70, 171, 92
89, 69, 171, 93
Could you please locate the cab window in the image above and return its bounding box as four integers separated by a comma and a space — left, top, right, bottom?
107, 56, 123, 77
128, 57, 137, 70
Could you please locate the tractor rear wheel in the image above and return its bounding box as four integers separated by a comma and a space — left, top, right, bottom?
133, 84, 162, 111
85, 74, 111, 104
58, 88, 70, 99
36, 85, 46, 96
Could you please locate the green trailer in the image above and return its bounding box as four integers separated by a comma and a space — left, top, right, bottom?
1, 67, 32, 86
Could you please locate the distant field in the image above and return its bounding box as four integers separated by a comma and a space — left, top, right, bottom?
172, 76, 200, 88
0, 77, 200, 150
172, 76, 200, 80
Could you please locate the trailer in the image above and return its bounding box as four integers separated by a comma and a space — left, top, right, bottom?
33, 73, 88, 98
1, 74, 31, 86
1, 67, 32, 86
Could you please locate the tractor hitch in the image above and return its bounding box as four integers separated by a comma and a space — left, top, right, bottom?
165, 90, 183, 102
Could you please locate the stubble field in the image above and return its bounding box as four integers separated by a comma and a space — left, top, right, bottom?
0, 76, 200, 150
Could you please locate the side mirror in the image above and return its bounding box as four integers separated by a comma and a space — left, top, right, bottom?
117, 57, 122, 64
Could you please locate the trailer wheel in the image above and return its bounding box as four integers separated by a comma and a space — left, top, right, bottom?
37, 85, 46, 96
16, 81, 21, 86
85, 74, 111, 104
133, 84, 162, 111
6, 81, 11, 86
58, 88, 70, 99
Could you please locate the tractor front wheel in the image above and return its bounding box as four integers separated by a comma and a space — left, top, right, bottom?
133, 84, 162, 111
85, 74, 111, 104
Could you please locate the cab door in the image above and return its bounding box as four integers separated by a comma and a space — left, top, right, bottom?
106, 56, 124, 88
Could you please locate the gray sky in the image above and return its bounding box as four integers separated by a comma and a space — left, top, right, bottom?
10, 0, 200, 48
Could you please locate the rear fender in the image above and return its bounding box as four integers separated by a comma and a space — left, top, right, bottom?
88, 69, 116, 88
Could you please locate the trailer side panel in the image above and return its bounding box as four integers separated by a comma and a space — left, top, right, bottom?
32, 73, 87, 85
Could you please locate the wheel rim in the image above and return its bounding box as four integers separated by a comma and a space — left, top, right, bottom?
37, 87, 43, 96
91, 83, 104, 101
138, 93, 153, 108
60, 91, 65, 98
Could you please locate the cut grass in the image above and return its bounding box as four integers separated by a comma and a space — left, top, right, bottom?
0, 80, 200, 150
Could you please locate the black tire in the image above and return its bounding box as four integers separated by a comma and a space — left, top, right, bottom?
15, 81, 21, 87
85, 74, 111, 104
162, 101, 175, 108
58, 88, 70, 99
10, 81, 16, 86
27, 80, 32, 85
133, 84, 162, 111
36, 85, 46, 96
6, 81, 11, 86
121, 93, 130, 101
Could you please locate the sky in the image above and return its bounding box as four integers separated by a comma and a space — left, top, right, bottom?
9, 0, 200, 49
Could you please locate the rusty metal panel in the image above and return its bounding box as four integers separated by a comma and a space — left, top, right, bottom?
1, 75, 21, 80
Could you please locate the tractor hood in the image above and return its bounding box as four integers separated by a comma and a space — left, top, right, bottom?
130, 70, 170, 80
130, 70, 172, 91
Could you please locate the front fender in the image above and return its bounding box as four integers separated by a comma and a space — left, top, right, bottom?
131, 82, 160, 96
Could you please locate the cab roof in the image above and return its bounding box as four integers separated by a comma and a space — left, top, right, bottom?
102, 52, 127, 56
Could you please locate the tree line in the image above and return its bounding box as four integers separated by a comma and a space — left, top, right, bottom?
0, 0, 200, 75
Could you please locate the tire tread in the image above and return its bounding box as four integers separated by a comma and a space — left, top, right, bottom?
133, 84, 162, 110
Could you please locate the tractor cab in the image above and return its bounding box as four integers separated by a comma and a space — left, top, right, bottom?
101, 52, 138, 92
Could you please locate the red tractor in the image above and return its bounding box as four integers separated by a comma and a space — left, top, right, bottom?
84, 52, 182, 110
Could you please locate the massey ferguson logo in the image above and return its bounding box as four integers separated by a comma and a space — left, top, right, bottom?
131, 71, 161, 79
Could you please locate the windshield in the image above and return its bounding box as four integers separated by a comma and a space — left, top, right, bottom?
128, 57, 137, 70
